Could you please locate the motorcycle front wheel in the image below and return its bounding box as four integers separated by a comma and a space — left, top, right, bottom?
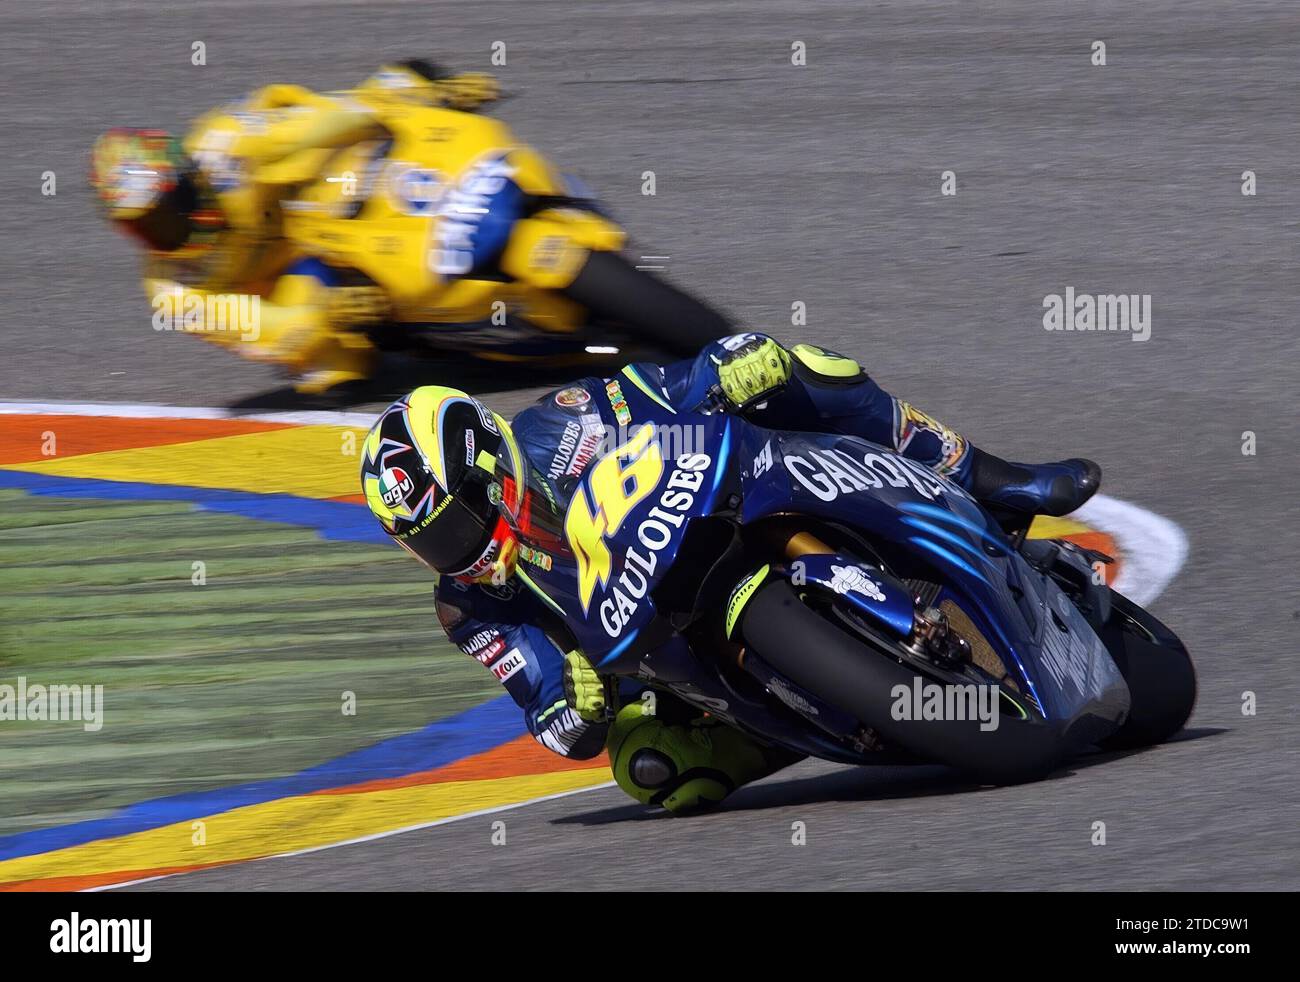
736, 578, 1066, 784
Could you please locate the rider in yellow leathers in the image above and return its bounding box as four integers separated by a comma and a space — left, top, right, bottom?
89, 60, 658, 394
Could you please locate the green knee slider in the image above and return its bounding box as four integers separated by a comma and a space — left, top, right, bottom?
606, 703, 781, 814
606, 703, 735, 813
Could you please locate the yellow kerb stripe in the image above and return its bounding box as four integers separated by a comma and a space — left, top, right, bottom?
0, 769, 608, 886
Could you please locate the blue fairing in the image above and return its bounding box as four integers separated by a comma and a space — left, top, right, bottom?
467, 179, 525, 273
519, 400, 733, 665
735, 424, 1125, 725
517, 373, 1127, 751
431, 151, 528, 278
283, 256, 340, 286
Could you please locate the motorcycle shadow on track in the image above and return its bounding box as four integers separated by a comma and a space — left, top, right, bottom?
551, 728, 1224, 825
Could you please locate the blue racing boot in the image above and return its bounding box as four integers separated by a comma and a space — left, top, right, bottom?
707, 334, 1101, 519
964, 449, 1101, 517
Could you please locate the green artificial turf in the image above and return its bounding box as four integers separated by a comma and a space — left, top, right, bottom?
0, 489, 499, 837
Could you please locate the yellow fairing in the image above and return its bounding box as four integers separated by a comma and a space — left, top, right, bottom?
500, 208, 626, 291
282, 115, 624, 316
143, 273, 376, 394
155, 80, 633, 389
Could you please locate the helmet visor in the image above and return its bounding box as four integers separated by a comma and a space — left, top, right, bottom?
121, 179, 197, 251
393, 477, 497, 576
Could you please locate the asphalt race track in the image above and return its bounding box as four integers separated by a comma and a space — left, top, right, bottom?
3, 0, 1298, 890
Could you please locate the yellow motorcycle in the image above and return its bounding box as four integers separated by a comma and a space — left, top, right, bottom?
174, 83, 731, 397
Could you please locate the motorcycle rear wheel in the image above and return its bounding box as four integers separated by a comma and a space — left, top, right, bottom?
560, 251, 732, 357
1094, 591, 1196, 750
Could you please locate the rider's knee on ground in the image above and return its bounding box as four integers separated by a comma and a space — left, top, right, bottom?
605, 701, 799, 814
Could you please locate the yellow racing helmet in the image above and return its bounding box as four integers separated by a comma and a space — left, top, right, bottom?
88, 128, 222, 252
361, 386, 526, 578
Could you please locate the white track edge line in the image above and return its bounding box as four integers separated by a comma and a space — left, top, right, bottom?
1074, 494, 1189, 607
0, 399, 377, 428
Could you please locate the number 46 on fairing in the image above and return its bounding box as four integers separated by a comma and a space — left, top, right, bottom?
564, 425, 664, 613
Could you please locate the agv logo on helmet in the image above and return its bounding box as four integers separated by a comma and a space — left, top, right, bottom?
378, 467, 414, 508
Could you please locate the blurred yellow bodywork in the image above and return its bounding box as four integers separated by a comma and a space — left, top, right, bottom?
148, 77, 626, 393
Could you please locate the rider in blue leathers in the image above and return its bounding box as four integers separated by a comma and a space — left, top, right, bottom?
363, 334, 1101, 812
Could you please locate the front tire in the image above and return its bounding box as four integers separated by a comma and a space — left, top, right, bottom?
737, 579, 1065, 783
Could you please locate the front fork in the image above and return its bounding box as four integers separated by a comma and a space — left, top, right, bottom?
1020, 536, 1115, 631
730, 527, 972, 669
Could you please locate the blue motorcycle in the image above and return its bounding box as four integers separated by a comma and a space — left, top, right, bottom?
513, 375, 1196, 782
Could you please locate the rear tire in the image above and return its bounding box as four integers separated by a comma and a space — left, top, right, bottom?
560, 251, 732, 357
1095, 592, 1196, 750
738, 580, 1065, 784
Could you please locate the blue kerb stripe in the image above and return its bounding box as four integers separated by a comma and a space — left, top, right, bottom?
0, 471, 388, 545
